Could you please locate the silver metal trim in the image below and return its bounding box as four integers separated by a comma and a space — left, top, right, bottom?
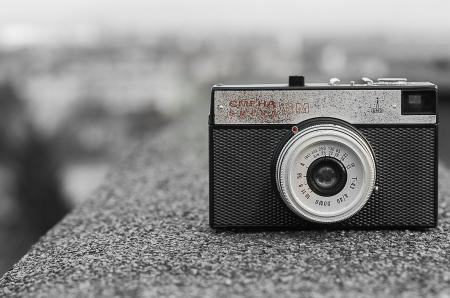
329, 78, 341, 86
377, 78, 407, 82
376, 78, 408, 85
276, 123, 376, 223
213, 89, 436, 124
362, 77, 374, 85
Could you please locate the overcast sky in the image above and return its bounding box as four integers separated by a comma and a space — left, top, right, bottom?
0, 0, 449, 36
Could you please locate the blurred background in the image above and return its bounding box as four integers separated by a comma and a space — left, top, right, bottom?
0, 0, 449, 274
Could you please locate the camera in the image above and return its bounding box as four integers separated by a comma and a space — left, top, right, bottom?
209, 76, 438, 229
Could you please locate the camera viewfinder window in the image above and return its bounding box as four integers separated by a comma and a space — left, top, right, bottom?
401, 91, 436, 115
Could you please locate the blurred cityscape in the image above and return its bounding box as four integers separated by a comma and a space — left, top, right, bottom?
0, 26, 449, 274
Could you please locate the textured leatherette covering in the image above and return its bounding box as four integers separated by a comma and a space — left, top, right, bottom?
210, 126, 437, 229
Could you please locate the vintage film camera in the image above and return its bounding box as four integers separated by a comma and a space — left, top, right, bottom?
209, 76, 438, 229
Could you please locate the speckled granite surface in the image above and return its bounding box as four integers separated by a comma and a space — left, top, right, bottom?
1, 109, 449, 298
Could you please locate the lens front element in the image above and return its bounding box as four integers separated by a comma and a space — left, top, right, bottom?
276, 122, 376, 223
307, 156, 347, 197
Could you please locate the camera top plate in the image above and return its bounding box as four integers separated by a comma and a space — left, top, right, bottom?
210, 76, 437, 125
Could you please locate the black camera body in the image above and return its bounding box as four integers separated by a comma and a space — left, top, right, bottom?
209, 76, 438, 229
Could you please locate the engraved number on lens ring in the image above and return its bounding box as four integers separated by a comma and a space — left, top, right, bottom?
276, 124, 376, 223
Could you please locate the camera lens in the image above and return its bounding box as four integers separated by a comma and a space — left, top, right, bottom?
307, 157, 347, 197
276, 120, 376, 223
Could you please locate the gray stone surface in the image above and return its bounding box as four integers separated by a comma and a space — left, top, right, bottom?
1, 108, 450, 298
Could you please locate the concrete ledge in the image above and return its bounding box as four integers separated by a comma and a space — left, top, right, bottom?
1, 109, 450, 298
